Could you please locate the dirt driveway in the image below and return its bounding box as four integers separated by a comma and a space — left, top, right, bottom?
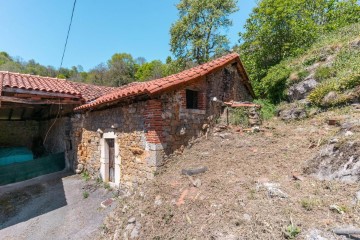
0, 172, 118, 240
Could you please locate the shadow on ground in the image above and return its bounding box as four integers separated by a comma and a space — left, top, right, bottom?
0, 172, 71, 229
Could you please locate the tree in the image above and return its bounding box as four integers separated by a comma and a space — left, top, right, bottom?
87, 63, 108, 86
107, 53, 137, 86
170, 0, 238, 64
135, 60, 164, 81
238, 0, 360, 96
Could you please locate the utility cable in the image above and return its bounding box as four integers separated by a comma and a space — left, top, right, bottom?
59, 0, 77, 69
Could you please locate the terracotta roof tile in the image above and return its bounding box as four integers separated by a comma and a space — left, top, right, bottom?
75, 53, 248, 111
0, 71, 119, 102
0, 71, 81, 96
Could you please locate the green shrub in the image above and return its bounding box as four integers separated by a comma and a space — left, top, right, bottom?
301, 198, 319, 211
81, 171, 90, 181
303, 56, 317, 66
298, 70, 310, 80
338, 73, 360, 90
229, 108, 249, 126
253, 99, 276, 120
284, 223, 301, 239
308, 73, 360, 106
308, 80, 337, 105
315, 66, 336, 81
83, 191, 89, 199
261, 64, 291, 103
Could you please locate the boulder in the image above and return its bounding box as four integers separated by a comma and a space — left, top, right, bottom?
288, 78, 318, 101
277, 104, 307, 121
321, 91, 338, 106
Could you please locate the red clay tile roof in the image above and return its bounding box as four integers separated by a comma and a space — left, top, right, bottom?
75, 53, 252, 111
0, 71, 81, 96
0, 71, 118, 102
68, 82, 117, 102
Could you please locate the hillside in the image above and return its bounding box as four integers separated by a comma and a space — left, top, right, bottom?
260, 23, 360, 108
100, 106, 360, 239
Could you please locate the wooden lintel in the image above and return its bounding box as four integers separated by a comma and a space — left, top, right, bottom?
3, 87, 81, 99
0, 96, 82, 105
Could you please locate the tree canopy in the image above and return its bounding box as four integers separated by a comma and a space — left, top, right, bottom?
170, 0, 238, 64
238, 0, 360, 96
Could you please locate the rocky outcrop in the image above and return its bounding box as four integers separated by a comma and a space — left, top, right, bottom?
277, 103, 308, 121
304, 120, 360, 183
288, 78, 318, 101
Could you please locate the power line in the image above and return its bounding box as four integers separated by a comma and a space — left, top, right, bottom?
59, 0, 77, 70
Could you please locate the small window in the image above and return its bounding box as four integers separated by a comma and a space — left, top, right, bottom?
186, 89, 199, 109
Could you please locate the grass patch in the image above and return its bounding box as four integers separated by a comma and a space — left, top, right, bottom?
229, 108, 249, 126
314, 66, 336, 81
284, 222, 301, 239
253, 99, 276, 120
104, 182, 111, 190
81, 171, 91, 181
300, 198, 319, 211
83, 191, 89, 199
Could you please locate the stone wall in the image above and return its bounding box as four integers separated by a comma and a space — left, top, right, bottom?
71, 63, 252, 187
0, 121, 39, 149
70, 102, 156, 187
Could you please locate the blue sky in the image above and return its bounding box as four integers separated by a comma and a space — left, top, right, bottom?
0, 0, 257, 71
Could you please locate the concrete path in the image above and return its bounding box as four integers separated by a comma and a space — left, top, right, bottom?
0, 172, 117, 240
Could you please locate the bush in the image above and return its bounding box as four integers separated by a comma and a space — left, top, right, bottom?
338, 73, 360, 90
229, 108, 249, 126
315, 66, 336, 81
308, 73, 360, 106
261, 64, 291, 103
308, 80, 337, 105
253, 99, 276, 120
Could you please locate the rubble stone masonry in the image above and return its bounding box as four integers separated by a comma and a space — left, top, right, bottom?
69, 64, 252, 187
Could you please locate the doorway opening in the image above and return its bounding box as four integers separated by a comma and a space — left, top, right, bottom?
106, 139, 115, 183
100, 132, 120, 187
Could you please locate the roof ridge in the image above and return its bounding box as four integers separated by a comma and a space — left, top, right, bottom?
75, 52, 243, 111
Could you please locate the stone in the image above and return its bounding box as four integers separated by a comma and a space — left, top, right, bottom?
193, 178, 202, 188
278, 104, 307, 121
306, 229, 336, 240
354, 191, 360, 204
260, 182, 289, 198
322, 91, 338, 106
288, 78, 318, 101
113, 229, 121, 240
154, 195, 162, 206
350, 39, 360, 49
130, 222, 141, 239
101, 198, 114, 208
128, 217, 136, 224
345, 131, 354, 137
243, 213, 252, 222
75, 163, 84, 174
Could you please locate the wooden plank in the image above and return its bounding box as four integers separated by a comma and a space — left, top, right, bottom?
3, 87, 81, 99
0, 96, 82, 105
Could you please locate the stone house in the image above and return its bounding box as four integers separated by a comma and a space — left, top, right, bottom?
0, 53, 254, 187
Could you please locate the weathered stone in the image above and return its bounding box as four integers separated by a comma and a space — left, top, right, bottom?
288, 78, 318, 101
278, 104, 307, 121
322, 91, 338, 106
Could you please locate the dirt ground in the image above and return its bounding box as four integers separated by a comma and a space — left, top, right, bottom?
102, 107, 360, 240
0, 172, 118, 240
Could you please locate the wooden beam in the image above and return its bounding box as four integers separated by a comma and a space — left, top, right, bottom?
0, 96, 82, 105
3, 87, 81, 99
